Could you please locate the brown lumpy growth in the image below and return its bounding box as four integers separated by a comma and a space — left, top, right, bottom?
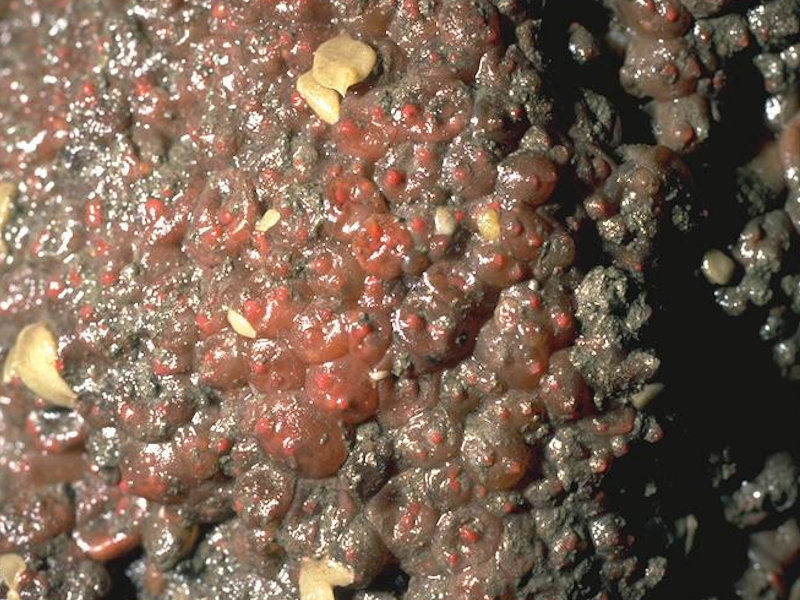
394, 261, 493, 374
620, 36, 702, 101
614, 0, 692, 39
232, 463, 295, 528
243, 391, 347, 479
0, 486, 75, 552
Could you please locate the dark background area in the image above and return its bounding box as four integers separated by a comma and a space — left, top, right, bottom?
542, 1, 800, 599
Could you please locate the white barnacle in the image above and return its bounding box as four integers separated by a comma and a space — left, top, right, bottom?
630, 382, 665, 410
701, 249, 735, 286
255, 208, 281, 232
368, 369, 391, 382
0, 182, 16, 260
2, 323, 77, 408
296, 71, 341, 125
298, 558, 354, 600
226, 308, 257, 339
434, 207, 457, 236
312, 33, 377, 96
476, 206, 501, 242
0, 553, 26, 600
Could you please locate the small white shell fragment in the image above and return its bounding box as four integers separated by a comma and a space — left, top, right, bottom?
255, 208, 281, 232
312, 33, 377, 96
0, 182, 16, 260
476, 207, 501, 242
2, 323, 77, 408
368, 369, 391, 382
298, 558, 355, 600
226, 308, 257, 339
297, 71, 341, 125
630, 382, 664, 410
0, 553, 26, 600
683, 513, 698, 555
701, 249, 735, 286
434, 207, 457, 236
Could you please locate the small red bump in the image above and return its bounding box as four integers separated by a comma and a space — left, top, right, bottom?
664, 5, 680, 22
243, 299, 263, 321
429, 430, 444, 445
507, 460, 523, 475
554, 312, 572, 329
453, 167, 469, 182
211, 3, 227, 19
405, 313, 425, 331
316, 372, 332, 389
85, 200, 103, 228
100, 271, 117, 287
339, 120, 358, 137
290, 90, 305, 111
68, 269, 82, 286
218, 209, 233, 225
46, 279, 64, 299
679, 125, 696, 145
416, 146, 433, 164
459, 526, 481, 544
255, 418, 272, 435
385, 169, 405, 187
401, 103, 420, 123
144, 198, 165, 220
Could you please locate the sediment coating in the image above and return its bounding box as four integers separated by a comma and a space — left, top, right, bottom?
0, 2, 687, 600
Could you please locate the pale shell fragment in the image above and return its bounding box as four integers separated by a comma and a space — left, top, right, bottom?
0, 182, 16, 260
2, 323, 77, 408
476, 207, 501, 242
368, 369, 391, 382
434, 207, 457, 236
298, 558, 355, 600
226, 308, 257, 339
630, 382, 664, 410
0, 553, 26, 600
255, 208, 281, 232
312, 33, 377, 96
701, 249, 736, 286
296, 71, 341, 125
